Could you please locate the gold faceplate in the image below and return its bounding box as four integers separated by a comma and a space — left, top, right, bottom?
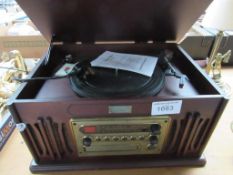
70, 116, 171, 157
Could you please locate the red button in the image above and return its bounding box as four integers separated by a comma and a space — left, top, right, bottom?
83, 126, 96, 133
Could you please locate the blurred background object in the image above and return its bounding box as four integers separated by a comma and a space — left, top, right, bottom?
202, 0, 233, 72
180, 23, 215, 62
0, 0, 46, 151
0, 0, 48, 58
0, 49, 38, 150
201, 0, 233, 94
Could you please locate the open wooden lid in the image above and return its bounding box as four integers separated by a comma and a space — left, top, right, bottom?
16, 0, 212, 43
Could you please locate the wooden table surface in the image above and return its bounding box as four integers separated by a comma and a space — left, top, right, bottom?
1, 69, 233, 175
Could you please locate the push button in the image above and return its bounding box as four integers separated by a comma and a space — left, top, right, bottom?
103, 136, 110, 141
112, 136, 119, 141
138, 136, 145, 140
129, 136, 136, 141
121, 136, 127, 141
95, 136, 101, 142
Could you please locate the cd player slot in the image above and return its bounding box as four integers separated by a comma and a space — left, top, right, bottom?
85, 145, 138, 152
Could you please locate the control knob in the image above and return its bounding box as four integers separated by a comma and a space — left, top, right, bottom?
149, 135, 158, 145
150, 124, 161, 133
83, 137, 92, 147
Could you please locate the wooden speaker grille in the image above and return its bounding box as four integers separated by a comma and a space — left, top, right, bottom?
165, 112, 211, 156
25, 117, 73, 161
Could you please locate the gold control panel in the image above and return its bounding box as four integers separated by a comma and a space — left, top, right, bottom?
70, 116, 171, 157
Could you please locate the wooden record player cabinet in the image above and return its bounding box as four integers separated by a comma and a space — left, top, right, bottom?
8, 0, 229, 173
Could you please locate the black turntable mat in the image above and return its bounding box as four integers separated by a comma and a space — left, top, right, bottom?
69, 66, 165, 98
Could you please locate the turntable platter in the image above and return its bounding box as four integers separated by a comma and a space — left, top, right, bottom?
70, 66, 165, 98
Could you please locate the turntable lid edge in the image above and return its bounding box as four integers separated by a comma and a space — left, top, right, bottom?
16, 0, 213, 43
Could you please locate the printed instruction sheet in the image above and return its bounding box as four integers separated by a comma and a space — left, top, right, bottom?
91, 51, 158, 77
